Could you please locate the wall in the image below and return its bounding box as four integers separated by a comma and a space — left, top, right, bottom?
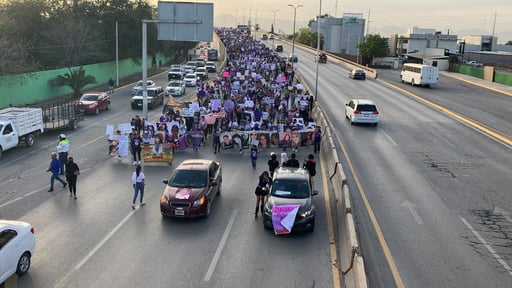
0, 54, 173, 108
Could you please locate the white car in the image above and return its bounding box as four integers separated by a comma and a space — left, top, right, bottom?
0, 220, 36, 284
345, 99, 380, 126
131, 80, 155, 95
165, 80, 186, 96
183, 73, 198, 87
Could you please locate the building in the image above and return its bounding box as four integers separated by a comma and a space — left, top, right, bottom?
394, 27, 458, 57
460, 35, 498, 52
311, 13, 365, 56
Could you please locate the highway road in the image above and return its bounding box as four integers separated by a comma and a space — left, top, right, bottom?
277, 40, 512, 287
2, 35, 512, 288
0, 69, 336, 287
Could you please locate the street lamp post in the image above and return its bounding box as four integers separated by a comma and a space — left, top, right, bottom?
288, 4, 303, 73
271, 9, 279, 46
314, 0, 322, 105
271, 9, 279, 34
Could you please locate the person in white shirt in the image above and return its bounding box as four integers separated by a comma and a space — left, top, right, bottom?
280, 149, 288, 166
131, 165, 145, 209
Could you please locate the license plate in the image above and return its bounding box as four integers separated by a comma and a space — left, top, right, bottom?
175, 210, 185, 216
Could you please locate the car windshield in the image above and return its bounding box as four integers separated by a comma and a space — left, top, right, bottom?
358, 104, 377, 112
271, 179, 310, 199
169, 170, 207, 188
169, 82, 180, 87
135, 89, 158, 96
81, 95, 98, 101
185, 75, 195, 79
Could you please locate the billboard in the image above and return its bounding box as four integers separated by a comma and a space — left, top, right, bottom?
157, 1, 213, 42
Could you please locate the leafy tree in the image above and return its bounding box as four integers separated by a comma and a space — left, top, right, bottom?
506, 40, 512, 46
48, 67, 97, 98
40, 15, 108, 68
358, 34, 390, 65
296, 28, 323, 49
448, 55, 460, 72
0, 0, 46, 76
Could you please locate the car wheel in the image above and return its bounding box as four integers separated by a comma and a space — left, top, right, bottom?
308, 221, 315, 233
204, 200, 211, 218
71, 119, 78, 130
16, 252, 31, 275
217, 182, 222, 196
26, 134, 35, 147
373, 122, 378, 126
95, 107, 99, 115
106, 102, 110, 110
263, 218, 272, 230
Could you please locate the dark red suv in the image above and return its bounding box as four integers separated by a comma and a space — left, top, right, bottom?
160, 159, 222, 218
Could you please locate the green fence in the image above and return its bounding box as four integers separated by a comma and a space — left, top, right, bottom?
454, 64, 485, 79
0, 54, 173, 108
494, 71, 512, 86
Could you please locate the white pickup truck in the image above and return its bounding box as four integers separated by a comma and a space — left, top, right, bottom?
0, 107, 44, 159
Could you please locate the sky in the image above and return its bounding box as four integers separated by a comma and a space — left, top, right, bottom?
151, 0, 512, 44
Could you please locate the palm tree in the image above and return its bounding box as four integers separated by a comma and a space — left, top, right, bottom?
48, 66, 97, 98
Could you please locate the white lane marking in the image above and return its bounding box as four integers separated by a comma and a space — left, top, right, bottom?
204, 208, 239, 282
381, 130, 397, 146
431, 130, 455, 147
401, 200, 424, 225
52, 211, 135, 288
460, 217, 512, 276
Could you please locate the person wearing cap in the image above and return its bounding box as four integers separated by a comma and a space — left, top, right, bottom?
46, 152, 67, 192
57, 134, 70, 175
65, 156, 80, 199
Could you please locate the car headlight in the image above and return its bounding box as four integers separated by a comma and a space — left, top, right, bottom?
300, 209, 313, 218
192, 196, 205, 207
160, 195, 170, 205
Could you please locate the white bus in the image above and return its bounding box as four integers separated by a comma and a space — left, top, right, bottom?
400, 63, 438, 87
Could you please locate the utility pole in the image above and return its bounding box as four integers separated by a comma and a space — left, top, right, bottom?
315, 0, 322, 105
366, 9, 372, 37
271, 9, 279, 34
288, 4, 303, 73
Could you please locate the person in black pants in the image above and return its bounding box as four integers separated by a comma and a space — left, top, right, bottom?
212, 127, 221, 154
65, 157, 80, 199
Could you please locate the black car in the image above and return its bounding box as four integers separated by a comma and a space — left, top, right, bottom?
263, 167, 318, 233
349, 68, 366, 80
131, 87, 164, 109
274, 44, 283, 52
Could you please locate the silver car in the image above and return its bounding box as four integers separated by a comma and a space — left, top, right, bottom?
131, 80, 155, 95
165, 80, 186, 96
345, 99, 380, 126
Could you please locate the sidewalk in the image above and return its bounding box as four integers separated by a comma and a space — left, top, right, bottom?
440, 71, 512, 97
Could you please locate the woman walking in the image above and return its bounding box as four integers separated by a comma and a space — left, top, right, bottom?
65, 157, 80, 199
254, 171, 271, 217
131, 165, 145, 209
